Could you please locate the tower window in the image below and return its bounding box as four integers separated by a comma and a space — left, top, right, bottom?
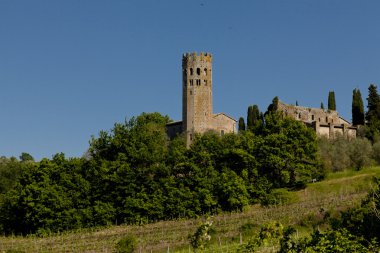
204, 80, 207, 86
190, 68, 193, 75
312, 115, 315, 120
196, 79, 201, 86
190, 90, 192, 95
197, 68, 200, 75
190, 79, 193, 86
326, 117, 328, 123
204, 68, 207, 75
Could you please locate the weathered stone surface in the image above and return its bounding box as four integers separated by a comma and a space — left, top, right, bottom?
277, 101, 357, 139
167, 52, 236, 145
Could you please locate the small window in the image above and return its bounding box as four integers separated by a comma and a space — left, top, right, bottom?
204, 68, 207, 75
190, 90, 192, 95
190, 134, 193, 141
312, 115, 315, 120
298, 113, 301, 119
189, 79, 193, 86
197, 68, 200, 75
326, 117, 328, 123
196, 79, 201, 86
204, 80, 207, 85
190, 68, 193, 75
221, 130, 225, 136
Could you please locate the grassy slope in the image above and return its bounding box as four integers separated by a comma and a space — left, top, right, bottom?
1, 167, 379, 253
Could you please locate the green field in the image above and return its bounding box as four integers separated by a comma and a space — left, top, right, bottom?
1, 167, 379, 253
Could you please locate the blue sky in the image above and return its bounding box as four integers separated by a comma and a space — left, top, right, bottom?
1, 0, 379, 160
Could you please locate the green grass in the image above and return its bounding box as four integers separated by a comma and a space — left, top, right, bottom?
0, 167, 379, 253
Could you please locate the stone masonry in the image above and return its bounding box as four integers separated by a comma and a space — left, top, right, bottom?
167, 52, 237, 146
277, 100, 357, 139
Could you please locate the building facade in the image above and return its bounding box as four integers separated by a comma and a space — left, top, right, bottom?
277, 100, 357, 139
167, 52, 236, 145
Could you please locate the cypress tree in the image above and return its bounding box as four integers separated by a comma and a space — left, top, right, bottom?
365, 84, 380, 141
352, 88, 365, 126
320, 102, 324, 110
247, 106, 254, 130
247, 105, 261, 131
238, 117, 245, 132
366, 84, 380, 123
296, 101, 299, 106
328, 91, 336, 111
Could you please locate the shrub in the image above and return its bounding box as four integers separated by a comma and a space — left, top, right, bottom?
115, 234, 137, 253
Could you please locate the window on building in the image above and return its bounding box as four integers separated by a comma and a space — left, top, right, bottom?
221, 130, 225, 136
312, 115, 315, 121
298, 113, 301, 119
190, 68, 193, 75
189, 79, 193, 86
197, 68, 200, 75
326, 117, 328, 123
190, 134, 193, 141
204, 80, 207, 85
204, 68, 207, 75
196, 79, 201, 85
190, 90, 192, 95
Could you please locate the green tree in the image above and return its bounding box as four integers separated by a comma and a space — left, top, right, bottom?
267, 96, 279, 113
352, 88, 365, 126
247, 105, 263, 133
320, 102, 324, 110
258, 113, 320, 187
19, 152, 34, 162
365, 84, 380, 141
238, 117, 246, 132
328, 91, 336, 111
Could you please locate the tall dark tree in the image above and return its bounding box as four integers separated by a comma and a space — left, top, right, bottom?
365, 84, 380, 123
328, 91, 336, 111
296, 101, 299, 106
247, 105, 260, 131
238, 117, 246, 132
352, 88, 365, 126
320, 102, 324, 110
365, 84, 380, 141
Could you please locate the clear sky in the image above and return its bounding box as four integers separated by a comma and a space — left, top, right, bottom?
1, 0, 379, 160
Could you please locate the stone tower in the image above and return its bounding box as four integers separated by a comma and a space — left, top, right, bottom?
182, 52, 213, 144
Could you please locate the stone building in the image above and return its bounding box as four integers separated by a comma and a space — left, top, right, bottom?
276, 100, 357, 139
167, 52, 237, 146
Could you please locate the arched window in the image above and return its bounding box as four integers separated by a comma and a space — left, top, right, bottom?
190, 68, 193, 75
204, 68, 207, 75
197, 68, 200, 75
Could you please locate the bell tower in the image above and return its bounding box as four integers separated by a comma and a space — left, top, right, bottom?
182, 52, 213, 145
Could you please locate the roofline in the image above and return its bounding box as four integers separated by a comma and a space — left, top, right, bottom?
212, 113, 237, 122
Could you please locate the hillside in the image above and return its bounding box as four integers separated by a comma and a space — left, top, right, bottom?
1, 167, 379, 253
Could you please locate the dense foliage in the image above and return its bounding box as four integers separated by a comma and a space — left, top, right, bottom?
0, 111, 322, 235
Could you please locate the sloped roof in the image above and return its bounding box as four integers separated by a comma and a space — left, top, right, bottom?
212, 113, 237, 122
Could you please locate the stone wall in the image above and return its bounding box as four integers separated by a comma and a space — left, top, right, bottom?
277, 101, 357, 139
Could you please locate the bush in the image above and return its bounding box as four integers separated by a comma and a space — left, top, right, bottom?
115, 234, 137, 253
